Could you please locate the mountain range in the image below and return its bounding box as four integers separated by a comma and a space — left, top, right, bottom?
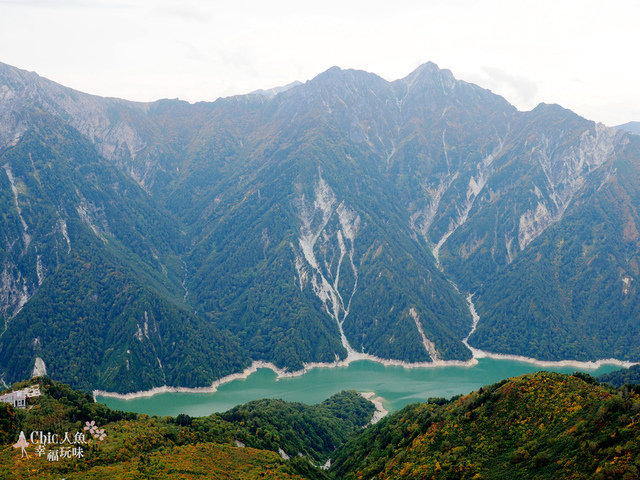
1, 60, 639, 393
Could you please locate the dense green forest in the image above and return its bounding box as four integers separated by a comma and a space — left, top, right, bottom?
0, 111, 248, 393
598, 365, 640, 388
469, 139, 640, 362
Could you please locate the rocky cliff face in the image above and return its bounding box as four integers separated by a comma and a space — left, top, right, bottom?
0, 62, 178, 194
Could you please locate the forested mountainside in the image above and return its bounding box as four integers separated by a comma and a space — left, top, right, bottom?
1, 373, 638, 479
332, 372, 640, 480
0, 110, 246, 392
598, 365, 640, 388
1, 60, 640, 392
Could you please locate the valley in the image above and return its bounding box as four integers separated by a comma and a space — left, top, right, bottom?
95, 357, 624, 418
2, 372, 639, 479
1, 60, 640, 395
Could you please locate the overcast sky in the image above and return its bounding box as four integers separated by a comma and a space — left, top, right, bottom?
1, 0, 638, 126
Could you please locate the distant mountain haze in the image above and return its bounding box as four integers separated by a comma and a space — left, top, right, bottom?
617, 121, 640, 136
1, 61, 638, 393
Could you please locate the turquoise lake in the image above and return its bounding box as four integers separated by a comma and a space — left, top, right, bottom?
97, 358, 624, 418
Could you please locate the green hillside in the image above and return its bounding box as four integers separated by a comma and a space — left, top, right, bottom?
2, 372, 640, 479
332, 371, 640, 479
0, 109, 248, 392
0, 377, 372, 479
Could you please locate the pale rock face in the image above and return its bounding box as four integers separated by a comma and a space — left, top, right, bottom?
3, 166, 31, 251
32, 357, 47, 377
411, 113, 622, 266
337, 202, 360, 242
58, 218, 71, 254
518, 201, 553, 251
409, 308, 441, 361
75, 192, 110, 238
410, 175, 454, 240
412, 130, 506, 265
36, 254, 44, 286
278, 448, 290, 460
1, 262, 32, 322
518, 123, 622, 250
505, 234, 515, 264
292, 248, 310, 291
404, 103, 622, 269
292, 173, 360, 354
135, 325, 144, 342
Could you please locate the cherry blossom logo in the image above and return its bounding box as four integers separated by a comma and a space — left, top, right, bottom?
84, 420, 107, 442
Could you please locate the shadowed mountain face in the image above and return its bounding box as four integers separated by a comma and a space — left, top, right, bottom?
0, 61, 638, 392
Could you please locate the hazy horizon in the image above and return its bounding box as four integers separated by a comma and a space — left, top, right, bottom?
1, 0, 639, 126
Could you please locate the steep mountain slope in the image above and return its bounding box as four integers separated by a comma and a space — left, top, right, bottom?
1, 60, 639, 392
0, 62, 179, 195
0, 107, 246, 392
170, 68, 476, 367
437, 104, 623, 288
470, 129, 640, 361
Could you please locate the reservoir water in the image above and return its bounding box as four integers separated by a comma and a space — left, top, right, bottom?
97, 358, 623, 417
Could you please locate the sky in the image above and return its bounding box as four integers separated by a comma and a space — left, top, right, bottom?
1, 0, 638, 126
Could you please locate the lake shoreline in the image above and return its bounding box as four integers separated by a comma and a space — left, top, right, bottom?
95, 295, 638, 402
360, 392, 389, 423
93, 353, 636, 401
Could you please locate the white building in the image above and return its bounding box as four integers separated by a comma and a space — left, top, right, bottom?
0, 385, 42, 409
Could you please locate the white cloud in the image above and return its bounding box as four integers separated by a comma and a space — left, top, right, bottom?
465, 68, 540, 110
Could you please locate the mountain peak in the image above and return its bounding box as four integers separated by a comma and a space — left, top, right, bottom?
400, 61, 457, 92
305, 66, 387, 94
311, 65, 373, 83
412, 61, 441, 74
311, 65, 344, 82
